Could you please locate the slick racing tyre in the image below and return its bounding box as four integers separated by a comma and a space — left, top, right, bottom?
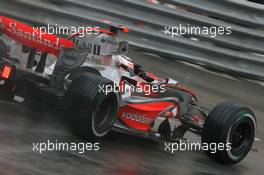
202, 102, 256, 165
64, 73, 119, 141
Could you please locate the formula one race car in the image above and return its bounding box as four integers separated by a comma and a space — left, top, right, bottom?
0, 16, 256, 165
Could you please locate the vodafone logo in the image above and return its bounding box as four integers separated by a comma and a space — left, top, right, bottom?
121, 112, 153, 124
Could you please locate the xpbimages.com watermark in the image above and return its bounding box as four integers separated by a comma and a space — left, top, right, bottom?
33, 24, 100, 37
32, 140, 100, 154
98, 80, 166, 96
164, 140, 231, 154
163, 24, 232, 38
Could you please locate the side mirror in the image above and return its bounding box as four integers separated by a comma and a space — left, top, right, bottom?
166, 78, 179, 87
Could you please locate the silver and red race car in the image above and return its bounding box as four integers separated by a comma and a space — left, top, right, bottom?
0, 16, 257, 165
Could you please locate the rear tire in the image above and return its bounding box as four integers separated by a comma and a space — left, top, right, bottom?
202, 102, 256, 165
64, 73, 119, 141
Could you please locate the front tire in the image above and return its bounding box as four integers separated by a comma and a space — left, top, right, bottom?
202, 102, 256, 165
64, 73, 119, 141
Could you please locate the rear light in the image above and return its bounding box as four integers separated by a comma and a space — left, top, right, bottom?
1, 65, 12, 79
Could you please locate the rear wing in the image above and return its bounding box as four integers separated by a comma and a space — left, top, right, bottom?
0, 16, 74, 56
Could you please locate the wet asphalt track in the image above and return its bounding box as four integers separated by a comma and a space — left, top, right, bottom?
0, 50, 263, 175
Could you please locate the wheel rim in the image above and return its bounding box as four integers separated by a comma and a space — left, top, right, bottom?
92, 93, 117, 137
231, 122, 251, 150
227, 113, 256, 160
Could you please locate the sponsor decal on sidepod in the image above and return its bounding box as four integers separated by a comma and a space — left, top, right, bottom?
121, 112, 153, 125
